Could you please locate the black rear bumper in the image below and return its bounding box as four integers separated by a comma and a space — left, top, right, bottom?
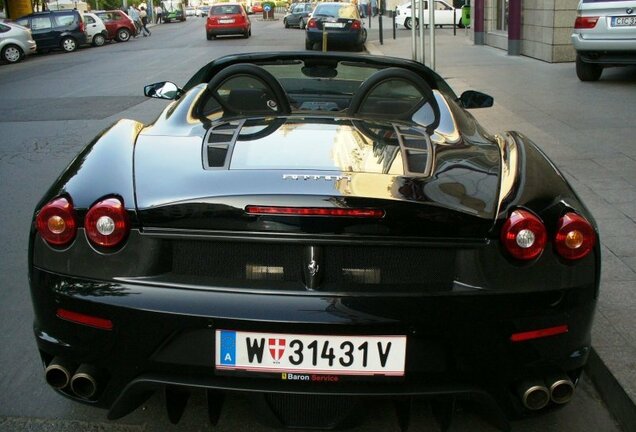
31, 266, 596, 427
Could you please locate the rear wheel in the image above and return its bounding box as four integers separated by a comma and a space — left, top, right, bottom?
284, 18, 289, 28
300, 18, 306, 29
305, 39, 312, 50
92, 33, 106, 47
404, 17, 418, 30
1, 44, 23, 64
576, 54, 602, 81
60, 37, 77, 52
117, 28, 131, 42
206, 32, 214, 40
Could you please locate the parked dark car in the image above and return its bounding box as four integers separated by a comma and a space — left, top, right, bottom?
305, 2, 366, 51
94, 10, 137, 42
205, 3, 251, 39
284, 2, 313, 28
15, 10, 86, 53
30, 52, 599, 430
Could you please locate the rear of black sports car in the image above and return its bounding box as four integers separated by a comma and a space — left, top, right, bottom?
28, 54, 600, 430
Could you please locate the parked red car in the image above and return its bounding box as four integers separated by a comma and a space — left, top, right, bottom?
95, 10, 137, 42
206, 3, 251, 39
251, 2, 263, 13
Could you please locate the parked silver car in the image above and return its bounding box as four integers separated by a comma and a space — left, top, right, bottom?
571, 0, 636, 81
0, 20, 37, 64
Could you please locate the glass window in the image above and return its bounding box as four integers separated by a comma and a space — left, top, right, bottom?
54, 14, 76, 26
210, 5, 241, 14
16, 18, 30, 28
435, 1, 451, 10
85, 15, 96, 24
0, 23, 10, 32
32, 17, 53, 30
496, 0, 508, 31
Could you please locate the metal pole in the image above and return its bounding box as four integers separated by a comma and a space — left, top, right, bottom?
378, 0, 383, 45
418, 0, 424, 64
392, 8, 396, 39
453, 7, 456, 35
429, 0, 435, 70
368, 3, 371, 28
322, 29, 327, 51
410, 0, 416, 61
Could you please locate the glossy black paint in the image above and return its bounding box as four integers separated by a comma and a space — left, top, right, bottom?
28, 52, 600, 429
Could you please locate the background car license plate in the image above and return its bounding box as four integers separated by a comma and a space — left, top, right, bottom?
219, 19, 235, 23
215, 330, 406, 376
612, 16, 636, 26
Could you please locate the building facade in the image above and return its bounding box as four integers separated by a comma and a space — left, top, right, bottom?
479, 0, 580, 62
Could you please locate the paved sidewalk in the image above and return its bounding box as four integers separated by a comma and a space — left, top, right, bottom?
366, 27, 636, 431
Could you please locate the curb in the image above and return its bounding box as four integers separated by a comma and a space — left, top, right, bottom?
586, 348, 636, 432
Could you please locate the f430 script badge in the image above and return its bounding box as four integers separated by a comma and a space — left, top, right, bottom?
283, 174, 351, 182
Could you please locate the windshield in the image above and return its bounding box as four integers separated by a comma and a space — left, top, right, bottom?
313, 3, 359, 18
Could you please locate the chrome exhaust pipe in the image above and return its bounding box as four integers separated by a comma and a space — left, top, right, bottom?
518, 380, 550, 411
547, 373, 575, 404
70, 364, 99, 400
45, 357, 75, 389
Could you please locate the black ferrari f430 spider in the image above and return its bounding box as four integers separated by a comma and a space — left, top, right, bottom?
29, 52, 600, 430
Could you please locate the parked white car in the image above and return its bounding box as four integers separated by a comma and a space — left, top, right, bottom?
0, 20, 37, 64
395, 0, 463, 29
84, 12, 108, 46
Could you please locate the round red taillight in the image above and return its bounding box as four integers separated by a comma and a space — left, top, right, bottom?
84, 198, 129, 248
555, 212, 595, 260
307, 18, 317, 28
36, 197, 77, 247
501, 209, 547, 260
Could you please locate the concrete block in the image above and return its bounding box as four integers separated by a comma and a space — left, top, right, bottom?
555, 0, 579, 10
555, 9, 577, 27
553, 26, 574, 45
521, 39, 552, 61
552, 44, 577, 62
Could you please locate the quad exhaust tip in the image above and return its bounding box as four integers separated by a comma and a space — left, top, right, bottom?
519, 382, 550, 411
548, 375, 575, 404
70, 364, 100, 400
44, 357, 75, 389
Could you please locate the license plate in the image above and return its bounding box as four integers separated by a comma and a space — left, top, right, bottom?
323, 22, 345, 28
612, 16, 636, 26
215, 330, 406, 377
219, 19, 235, 23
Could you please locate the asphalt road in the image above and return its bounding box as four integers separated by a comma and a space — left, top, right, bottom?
0, 17, 622, 432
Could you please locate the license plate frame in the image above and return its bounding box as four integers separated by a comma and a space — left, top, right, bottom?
323, 22, 345, 28
219, 18, 235, 24
215, 330, 406, 378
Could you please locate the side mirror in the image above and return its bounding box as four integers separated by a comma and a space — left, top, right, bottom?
144, 81, 183, 100
459, 90, 494, 109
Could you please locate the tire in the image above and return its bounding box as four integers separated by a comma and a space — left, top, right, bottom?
206, 32, 213, 40
457, 18, 465, 29
305, 39, 312, 50
117, 28, 131, 42
576, 54, 602, 81
404, 17, 418, 30
284, 18, 289, 28
60, 37, 77, 53
92, 33, 106, 47
1, 44, 23, 64
300, 18, 306, 29
243, 30, 249, 38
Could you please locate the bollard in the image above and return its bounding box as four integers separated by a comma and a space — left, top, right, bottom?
393, 9, 396, 39
322, 29, 328, 52
379, 11, 383, 45
453, 8, 456, 35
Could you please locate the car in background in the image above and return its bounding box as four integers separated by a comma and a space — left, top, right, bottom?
395, 0, 463, 29
305, 2, 366, 51
186, 7, 196, 16
284, 2, 313, 28
196, 5, 211, 17
14, 10, 86, 53
206, 3, 251, 39
0, 20, 37, 63
251, 2, 264, 13
95, 10, 137, 42
571, 0, 636, 81
83, 12, 108, 47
